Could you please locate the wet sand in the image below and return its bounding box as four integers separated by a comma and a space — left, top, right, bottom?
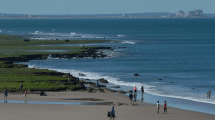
0, 91, 214, 120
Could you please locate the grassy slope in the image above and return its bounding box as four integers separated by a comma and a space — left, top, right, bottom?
0, 34, 108, 92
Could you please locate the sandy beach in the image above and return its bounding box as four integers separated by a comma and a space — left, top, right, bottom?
0, 91, 214, 120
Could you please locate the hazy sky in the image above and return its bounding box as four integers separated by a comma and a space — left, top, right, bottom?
0, 0, 215, 14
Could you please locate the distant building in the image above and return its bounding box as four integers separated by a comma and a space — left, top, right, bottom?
176, 10, 185, 17
188, 9, 203, 17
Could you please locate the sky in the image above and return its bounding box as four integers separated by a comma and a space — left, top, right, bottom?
0, 0, 215, 15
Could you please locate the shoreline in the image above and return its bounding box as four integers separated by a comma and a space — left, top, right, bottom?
0, 91, 215, 120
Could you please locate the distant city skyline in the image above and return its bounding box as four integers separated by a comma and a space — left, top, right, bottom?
0, 0, 215, 14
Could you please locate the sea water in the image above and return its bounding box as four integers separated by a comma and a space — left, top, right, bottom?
0, 18, 215, 114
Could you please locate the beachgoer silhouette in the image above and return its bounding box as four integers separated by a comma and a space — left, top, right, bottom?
164, 101, 167, 113
134, 86, 137, 93
133, 92, 137, 104
4, 89, 8, 99
157, 101, 160, 114
25, 90, 27, 97
208, 90, 211, 98
129, 92, 133, 104
110, 106, 115, 120
141, 86, 144, 95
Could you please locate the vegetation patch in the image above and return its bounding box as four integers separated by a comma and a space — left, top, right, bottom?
0, 34, 111, 93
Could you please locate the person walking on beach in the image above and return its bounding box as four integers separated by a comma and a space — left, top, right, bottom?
141, 86, 144, 95
24, 90, 27, 97
134, 86, 137, 93
164, 101, 167, 113
110, 106, 115, 120
133, 92, 137, 104
4, 89, 8, 99
157, 101, 160, 114
129, 92, 133, 104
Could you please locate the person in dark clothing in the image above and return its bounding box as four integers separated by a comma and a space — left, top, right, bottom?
129, 93, 133, 104
110, 107, 115, 120
141, 86, 144, 95
164, 101, 167, 113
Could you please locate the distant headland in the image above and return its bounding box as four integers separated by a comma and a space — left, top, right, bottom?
1, 10, 215, 19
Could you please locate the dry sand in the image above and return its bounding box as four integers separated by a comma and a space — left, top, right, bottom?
0, 91, 214, 120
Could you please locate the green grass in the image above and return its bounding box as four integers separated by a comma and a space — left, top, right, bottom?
0, 81, 81, 92
0, 34, 111, 92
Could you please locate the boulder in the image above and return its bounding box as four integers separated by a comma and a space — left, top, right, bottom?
158, 79, 162, 80
79, 73, 86, 76
133, 73, 140, 76
127, 90, 133, 93
118, 90, 127, 94
98, 78, 109, 83
110, 85, 120, 88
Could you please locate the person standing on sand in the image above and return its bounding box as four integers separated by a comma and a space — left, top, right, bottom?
134, 86, 137, 93
129, 92, 133, 104
164, 101, 167, 113
110, 106, 115, 120
157, 101, 160, 114
25, 90, 27, 97
133, 92, 137, 104
4, 89, 8, 99
141, 86, 144, 95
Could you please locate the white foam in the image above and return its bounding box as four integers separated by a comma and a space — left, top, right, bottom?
121, 41, 136, 44
31, 31, 43, 34
0, 30, 1, 33
27, 65, 215, 105
70, 32, 76, 35
117, 34, 125, 37
27, 65, 152, 91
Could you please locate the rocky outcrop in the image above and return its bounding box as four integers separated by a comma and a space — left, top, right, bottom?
98, 78, 109, 83
110, 85, 120, 88
79, 73, 86, 76
118, 90, 127, 94
133, 73, 140, 76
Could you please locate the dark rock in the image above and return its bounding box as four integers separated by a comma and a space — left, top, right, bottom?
79, 73, 86, 76
98, 78, 109, 83
65, 40, 70, 42
158, 79, 162, 80
110, 85, 120, 88
97, 85, 106, 87
24, 39, 30, 42
133, 73, 140, 76
127, 90, 133, 93
118, 90, 127, 94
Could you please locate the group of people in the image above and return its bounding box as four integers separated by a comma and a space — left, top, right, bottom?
3, 83, 28, 99
157, 101, 167, 114
128, 86, 144, 104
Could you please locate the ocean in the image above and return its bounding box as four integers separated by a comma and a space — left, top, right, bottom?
0, 18, 215, 114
